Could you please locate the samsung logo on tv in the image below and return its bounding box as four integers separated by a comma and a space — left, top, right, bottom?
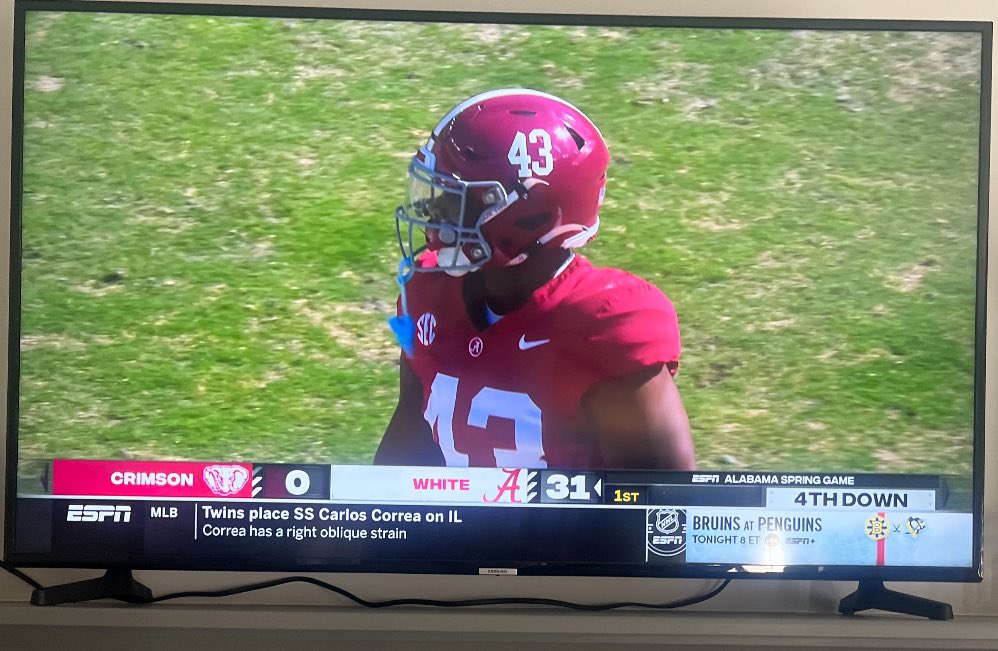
66, 504, 132, 523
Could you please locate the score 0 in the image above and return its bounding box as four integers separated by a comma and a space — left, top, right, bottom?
285, 469, 311, 496
254, 465, 331, 500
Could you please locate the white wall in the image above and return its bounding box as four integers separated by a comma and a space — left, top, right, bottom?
1, 0, 996, 645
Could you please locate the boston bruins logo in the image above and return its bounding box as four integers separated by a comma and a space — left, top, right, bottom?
865, 514, 889, 541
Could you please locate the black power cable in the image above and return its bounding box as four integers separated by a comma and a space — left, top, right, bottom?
1, 562, 730, 610
147, 575, 731, 610
0, 560, 44, 590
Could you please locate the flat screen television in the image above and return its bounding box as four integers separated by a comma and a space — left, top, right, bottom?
3, 0, 990, 616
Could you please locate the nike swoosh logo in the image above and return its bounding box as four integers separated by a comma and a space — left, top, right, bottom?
518, 336, 550, 351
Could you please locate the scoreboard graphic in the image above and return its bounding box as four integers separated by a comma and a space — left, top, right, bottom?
17, 459, 973, 571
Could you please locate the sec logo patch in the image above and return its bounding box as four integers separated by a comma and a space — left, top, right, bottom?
416, 313, 436, 346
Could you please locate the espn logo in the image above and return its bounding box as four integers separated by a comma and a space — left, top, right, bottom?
691, 474, 720, 483
66, 504, 132, 523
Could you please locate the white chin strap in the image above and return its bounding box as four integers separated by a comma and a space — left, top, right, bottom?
435, 215, 600, 276
436, 247, 473, 277
538, 216, 600, 248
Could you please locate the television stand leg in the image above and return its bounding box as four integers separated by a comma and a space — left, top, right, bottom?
838, 580, 953, 620
30, 569, 152, 606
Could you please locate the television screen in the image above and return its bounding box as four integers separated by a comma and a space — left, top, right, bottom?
4, 2, 989, 586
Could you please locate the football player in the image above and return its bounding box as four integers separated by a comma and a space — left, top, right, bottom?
375, 89, 695, 470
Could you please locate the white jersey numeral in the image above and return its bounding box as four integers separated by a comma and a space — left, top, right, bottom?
468, 387, 545, 468
507, 129, 554, 178
424, 372, 547, 468
423, 373, 467, 466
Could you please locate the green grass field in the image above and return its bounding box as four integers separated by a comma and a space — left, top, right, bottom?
16, 11, 982, 473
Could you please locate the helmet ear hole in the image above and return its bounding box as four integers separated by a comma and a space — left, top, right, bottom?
515, 212, 553, 232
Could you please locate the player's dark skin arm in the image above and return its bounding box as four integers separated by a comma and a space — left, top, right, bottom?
582, 363, 696, 470
374, 357, 444, 466
480, 246, 695, 469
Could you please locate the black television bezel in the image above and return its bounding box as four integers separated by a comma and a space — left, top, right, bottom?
3, 0, 991, 584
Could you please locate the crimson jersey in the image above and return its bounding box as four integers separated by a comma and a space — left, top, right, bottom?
402, 254, 681, 469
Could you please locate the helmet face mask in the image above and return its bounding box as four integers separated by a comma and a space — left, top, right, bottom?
395, 89, 610, 275
395, 158, 508, 276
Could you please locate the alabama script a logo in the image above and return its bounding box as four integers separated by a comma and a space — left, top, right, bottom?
483, 469, 537, 503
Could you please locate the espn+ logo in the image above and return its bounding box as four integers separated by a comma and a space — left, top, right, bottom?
66, 504, 131, 523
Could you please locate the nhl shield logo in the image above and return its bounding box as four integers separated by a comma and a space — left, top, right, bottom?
646, 508, 687, 558
416, 313, 436, 346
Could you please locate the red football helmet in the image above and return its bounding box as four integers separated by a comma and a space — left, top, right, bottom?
396, 89, 610, 275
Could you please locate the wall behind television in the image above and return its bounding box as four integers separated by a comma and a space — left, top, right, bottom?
0, 0, 995, 631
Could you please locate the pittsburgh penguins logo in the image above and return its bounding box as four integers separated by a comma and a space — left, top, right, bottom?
906, 517, 927, 538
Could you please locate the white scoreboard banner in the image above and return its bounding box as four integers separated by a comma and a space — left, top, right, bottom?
330, 465, 538, 504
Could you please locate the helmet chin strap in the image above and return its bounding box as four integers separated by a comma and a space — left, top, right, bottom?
436, 246, 473, 277
505, 251, 531, 266
538, 216, 600, 248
